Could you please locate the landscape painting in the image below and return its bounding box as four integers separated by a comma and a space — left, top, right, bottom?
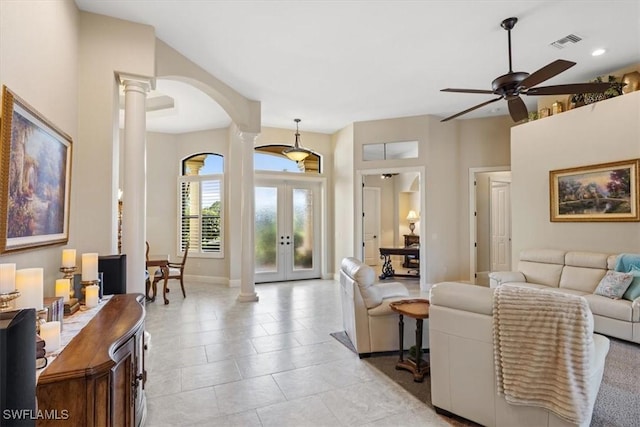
1, 86, 72, 252
550, 159, 639, 222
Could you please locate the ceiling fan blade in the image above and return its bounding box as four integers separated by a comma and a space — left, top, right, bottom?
507, 97, 528, 122
440, 97, 503, 122
441, 88, 495, 94
524, 82, 618, 96
520, 59, 576, 89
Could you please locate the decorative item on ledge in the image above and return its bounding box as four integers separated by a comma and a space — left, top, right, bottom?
570, 75, 625, 107
621, 71, 640, 94
60, 249, 79, 314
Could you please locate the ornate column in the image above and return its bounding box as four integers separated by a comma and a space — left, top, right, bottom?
117, 73, 152, 296
237, 131, 259, 302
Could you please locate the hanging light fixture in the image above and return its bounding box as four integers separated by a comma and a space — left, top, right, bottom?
283, 118, 311, 162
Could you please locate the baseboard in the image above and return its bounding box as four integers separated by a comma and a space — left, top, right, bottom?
183, 274, 228, 285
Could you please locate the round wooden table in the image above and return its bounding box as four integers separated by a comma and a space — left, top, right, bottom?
389, 298, 430, 382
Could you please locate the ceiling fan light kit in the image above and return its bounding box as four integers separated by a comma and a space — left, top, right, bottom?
441, 17, 623, 123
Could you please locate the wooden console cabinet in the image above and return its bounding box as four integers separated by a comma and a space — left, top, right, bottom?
36, 294, 146, 426
403, 234, 420, 269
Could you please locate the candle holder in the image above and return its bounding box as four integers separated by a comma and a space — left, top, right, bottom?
80, 279, 100, 305
0, 291, 20, 312
60, 266, 79, 315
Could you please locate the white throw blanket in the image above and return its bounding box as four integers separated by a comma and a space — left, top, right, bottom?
493, 285, 593, 425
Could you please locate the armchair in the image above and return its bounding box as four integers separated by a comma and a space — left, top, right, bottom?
339, 257, 428, 356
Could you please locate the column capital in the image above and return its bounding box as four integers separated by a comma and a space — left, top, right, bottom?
117, 73, 155, 92
237, 131, 259, 145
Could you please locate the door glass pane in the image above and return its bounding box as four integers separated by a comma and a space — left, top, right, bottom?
255, 187, 278, 273
292, 188, 313, 270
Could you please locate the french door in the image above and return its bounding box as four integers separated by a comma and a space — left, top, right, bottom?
254, 179, 321, 283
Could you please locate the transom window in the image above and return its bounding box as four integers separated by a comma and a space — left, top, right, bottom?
179, 153, 224, 257
254, 145, 321, 174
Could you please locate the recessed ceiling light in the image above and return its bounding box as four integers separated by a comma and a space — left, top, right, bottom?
591, 48, 606, 56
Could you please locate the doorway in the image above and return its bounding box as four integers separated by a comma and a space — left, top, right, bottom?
357, 168, 425, 287
254, 178, 321, 283
469, 167, 511, 285
363, 187, 381, 266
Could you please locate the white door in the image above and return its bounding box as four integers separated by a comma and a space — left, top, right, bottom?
363, 187, 381, 266
491, 181, 511, 272
255, 179, 321, 283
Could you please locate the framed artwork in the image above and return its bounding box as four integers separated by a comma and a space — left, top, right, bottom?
0, 86, 72, 253
549, 159, 639, 222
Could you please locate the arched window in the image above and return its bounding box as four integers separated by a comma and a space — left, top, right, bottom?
254, 145, 321, 173
179, 153, 224, 257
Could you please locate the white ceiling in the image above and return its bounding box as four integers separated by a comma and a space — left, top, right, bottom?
76, 0, 640, 135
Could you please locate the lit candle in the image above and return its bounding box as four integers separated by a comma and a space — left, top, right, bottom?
85, 285, 99, 308
82, 253, 99, 281
55, 278, 70, 303
61, 249, 76, 268
15, 268, 44, 310
40, 321, 61, 353
0, 263, 16, 294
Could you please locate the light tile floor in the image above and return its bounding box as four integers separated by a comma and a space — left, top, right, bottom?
144, 278, 452, 426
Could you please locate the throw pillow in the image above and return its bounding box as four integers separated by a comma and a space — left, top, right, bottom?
594, 271, 634, 299
622, 265, 640, 301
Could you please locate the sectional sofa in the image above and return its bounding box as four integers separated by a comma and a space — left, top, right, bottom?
488, 249, 640, 343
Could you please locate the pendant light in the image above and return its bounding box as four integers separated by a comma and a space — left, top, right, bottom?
283, 118, 311, 162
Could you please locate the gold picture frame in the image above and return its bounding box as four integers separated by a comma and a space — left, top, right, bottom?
0, 85, 72, 252
550, 159, 639, 222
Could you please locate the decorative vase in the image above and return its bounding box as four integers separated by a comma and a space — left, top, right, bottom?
621, 71, 640, 94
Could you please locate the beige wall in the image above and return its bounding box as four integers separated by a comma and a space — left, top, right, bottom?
511, 90, 640, 260
78, 12, 155, 257
346, 114, 512, 284
0, 0, 79, 294
332, 124, 355, 274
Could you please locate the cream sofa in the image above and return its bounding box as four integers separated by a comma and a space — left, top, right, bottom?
489, 249, 640, 344
339, 257, 427, 356
429, 282, 610, 427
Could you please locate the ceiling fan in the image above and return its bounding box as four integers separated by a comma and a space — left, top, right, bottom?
441, 17, 621, 123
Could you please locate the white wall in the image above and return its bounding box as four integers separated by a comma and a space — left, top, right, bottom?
332, 124, 355, 274
0, 0, 79, 294
511, 91, 640, 260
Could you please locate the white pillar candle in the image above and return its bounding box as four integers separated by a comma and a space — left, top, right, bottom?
40, 321, 61, 353
55, 279, 70, 303
85, 285, 99, 308
15, 268, 43, 310
0, 263, 16, 294
61, 249, 76, 268
82, 253, 99, 281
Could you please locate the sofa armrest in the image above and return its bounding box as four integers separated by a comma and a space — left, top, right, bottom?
488, 271, 526, 288
376, 281, 409, 299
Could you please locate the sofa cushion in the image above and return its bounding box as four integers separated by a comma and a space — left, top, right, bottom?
583, 294, 635, 322
594, 271, 633, 299
519, 261, 564, 287
519, 249, 566, 265
341, 257, 375, 286
622, 265, 640, 301
565, 251, 610, 269
559, 266, 607, 293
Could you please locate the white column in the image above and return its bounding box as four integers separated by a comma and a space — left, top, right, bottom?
237, 131, 259, 302
118, 74, 152, 296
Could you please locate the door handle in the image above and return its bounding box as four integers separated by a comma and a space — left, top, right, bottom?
373, 235, 377, 239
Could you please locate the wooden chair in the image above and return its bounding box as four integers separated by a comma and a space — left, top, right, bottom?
152, 242, 190, 303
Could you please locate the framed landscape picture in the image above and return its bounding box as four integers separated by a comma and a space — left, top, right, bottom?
549, 159, 639, 222
0, 86, 72, 253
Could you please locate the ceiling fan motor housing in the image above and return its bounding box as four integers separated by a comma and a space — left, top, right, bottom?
492, 72, 530, 96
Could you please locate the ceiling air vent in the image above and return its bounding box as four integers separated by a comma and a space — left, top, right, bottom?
550, 34, 582, 49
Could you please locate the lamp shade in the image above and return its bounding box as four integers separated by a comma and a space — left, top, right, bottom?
406, 210, 419, 222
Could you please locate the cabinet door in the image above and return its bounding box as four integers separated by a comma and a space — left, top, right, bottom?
111, 336, 135, 427
133, 328, 146, 425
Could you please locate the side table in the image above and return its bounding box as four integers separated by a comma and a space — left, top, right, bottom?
389, 298, 430, 382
